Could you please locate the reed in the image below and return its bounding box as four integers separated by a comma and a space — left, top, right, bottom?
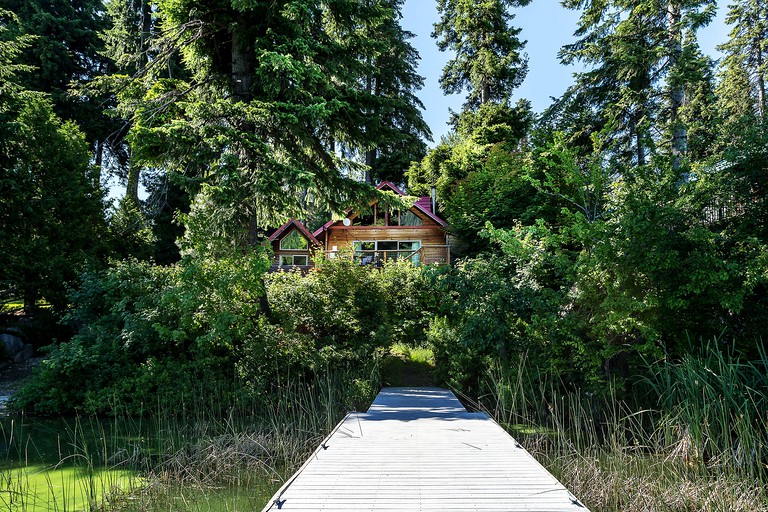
477, 347, 768, 512
0, 363, 380, 511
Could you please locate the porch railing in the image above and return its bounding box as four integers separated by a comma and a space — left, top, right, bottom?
324, 245, 451, 266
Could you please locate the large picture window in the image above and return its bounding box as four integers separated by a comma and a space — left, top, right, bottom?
280, 229, 308, 250
353, 240, 421, 265
279, 255, 309, 267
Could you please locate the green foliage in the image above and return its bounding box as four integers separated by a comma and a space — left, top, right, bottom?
427, 128, 768, 395
266, 258, 432, 352
559, 0, 716, 168
406, 102, 533, 252
0, 94, 106, 312
13, 250, 272, 414
13, 254, 432, 415
433, 0, 530, 109
107, 197, 157, 261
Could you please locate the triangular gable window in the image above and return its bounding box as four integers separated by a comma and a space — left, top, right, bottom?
280, 229, 308, 250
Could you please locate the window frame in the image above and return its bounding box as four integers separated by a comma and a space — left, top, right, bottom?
279, 229, 309, 251
279, 254, 310, 267
352, 240, 422, 264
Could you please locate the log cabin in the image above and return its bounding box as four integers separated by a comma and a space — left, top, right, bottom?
267, 182, 450, 270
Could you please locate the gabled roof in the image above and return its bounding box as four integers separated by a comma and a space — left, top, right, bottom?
269, 218, 321, 246
313, 181, 446, 237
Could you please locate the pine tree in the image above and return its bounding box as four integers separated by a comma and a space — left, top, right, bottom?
433, 0, 530, 110
717, 0, 768, 125
560, 0, 715, 169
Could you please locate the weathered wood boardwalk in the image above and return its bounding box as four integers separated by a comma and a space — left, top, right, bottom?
262, 387, 589, 512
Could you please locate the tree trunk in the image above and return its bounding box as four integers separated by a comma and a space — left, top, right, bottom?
756, 41, 766, 120
125, 161, 140, 206
94, 139, 103, 183
363, 66, 375, 183
630, 110, 645, 166
365, 148, 376, 183
232, 27, 254, 102
667, 1, 686, 171
480, 30, 491, 104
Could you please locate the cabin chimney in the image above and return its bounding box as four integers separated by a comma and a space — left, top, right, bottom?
431, 186, 436, 214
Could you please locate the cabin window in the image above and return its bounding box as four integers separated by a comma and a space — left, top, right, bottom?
280, 255, 309, 267
400, 210, 422, 226
280, 229, 308, 250
353, 240, 421, 265
387, 209, 422, 226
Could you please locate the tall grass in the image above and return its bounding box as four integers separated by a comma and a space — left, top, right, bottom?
642, 343, 768, 478
477, 347, 768, 512
0, 363, 380, 511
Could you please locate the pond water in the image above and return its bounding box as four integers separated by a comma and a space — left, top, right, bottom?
0, 415, 280, 511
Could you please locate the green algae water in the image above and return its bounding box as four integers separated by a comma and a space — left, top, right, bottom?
0, 415, 280, 511
0, 416, 144, 511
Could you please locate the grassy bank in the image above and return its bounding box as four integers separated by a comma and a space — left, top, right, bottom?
1, 366, 379, 511
477, 348, 768, 512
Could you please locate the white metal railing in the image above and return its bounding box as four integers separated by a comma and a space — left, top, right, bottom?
324, 245, 450, 266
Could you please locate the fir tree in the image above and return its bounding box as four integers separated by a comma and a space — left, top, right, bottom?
560, 0, 715, 169
717, 0, 768, 125
328, 0, 430, 184
107, 0, 420, 254
433, 0, 530, 110
4, 0, 120, 169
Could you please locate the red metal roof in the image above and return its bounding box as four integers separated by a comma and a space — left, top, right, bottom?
415, 196, 432, 212
268, 218, 322, 246
312, 182, 446, 237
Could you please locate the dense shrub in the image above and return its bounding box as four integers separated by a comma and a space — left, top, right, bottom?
13, 253, 433, 415
266, 258, 433, 352
13, 250, 272, 414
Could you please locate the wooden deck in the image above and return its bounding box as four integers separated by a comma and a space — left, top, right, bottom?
262, 387, 589, 512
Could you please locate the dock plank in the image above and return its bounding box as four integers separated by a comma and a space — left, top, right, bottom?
262, 387, 589, 512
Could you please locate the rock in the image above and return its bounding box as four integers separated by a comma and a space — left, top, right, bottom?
12, 344, 34, 364
0, 334, 24, 356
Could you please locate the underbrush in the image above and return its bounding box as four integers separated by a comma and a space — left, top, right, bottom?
11, 254, 419, 416
476, 348, 768, 512
1, 366, 379, 511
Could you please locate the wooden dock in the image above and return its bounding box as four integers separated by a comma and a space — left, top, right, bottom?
262, 387, 589, 511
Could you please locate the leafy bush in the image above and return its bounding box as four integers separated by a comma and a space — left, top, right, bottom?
14, 249, 273, 415
13, 252, 433, 415
265, 258, 432, 352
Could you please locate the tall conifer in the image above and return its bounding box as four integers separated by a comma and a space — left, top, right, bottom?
717, 0, 768, 124
560, 0, 715, 169
433, 0, 530, 110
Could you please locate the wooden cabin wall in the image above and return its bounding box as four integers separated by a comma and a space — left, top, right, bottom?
326, 226, 448, 264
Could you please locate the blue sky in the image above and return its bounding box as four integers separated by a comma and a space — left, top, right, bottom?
401, 0, 731, 144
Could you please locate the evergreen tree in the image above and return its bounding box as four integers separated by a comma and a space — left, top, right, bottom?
363, 0, 431, 184
328, 0, 430, 184
433, 0, 530, 110
717, 0, 768, 126
1, 11, 106, 311
560, 0, 715, 169
106, 0, 421, 254
4, 0, 120, 169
